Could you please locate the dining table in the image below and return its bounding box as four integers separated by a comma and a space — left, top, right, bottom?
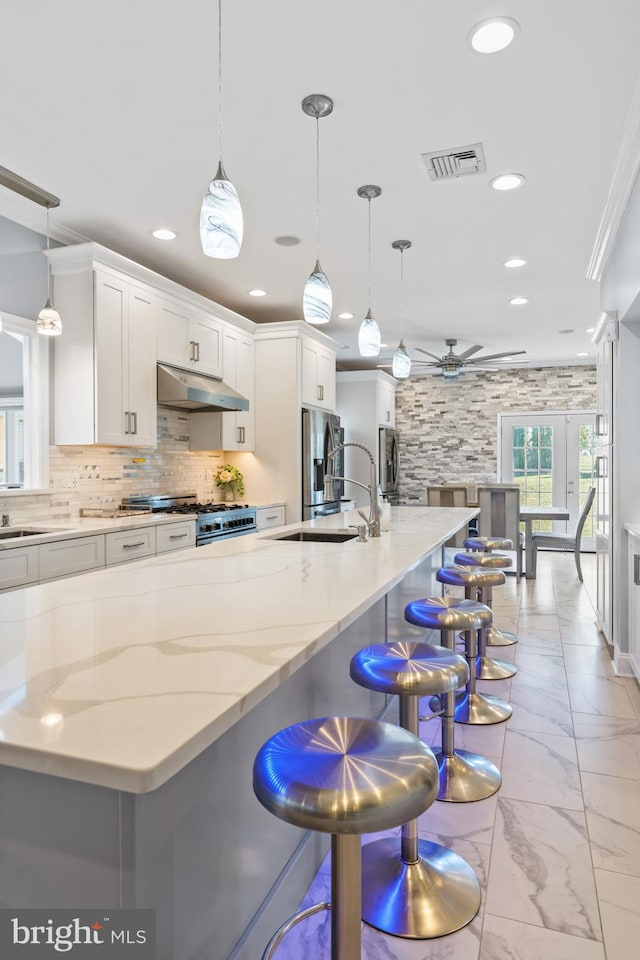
519, 505, 571, 579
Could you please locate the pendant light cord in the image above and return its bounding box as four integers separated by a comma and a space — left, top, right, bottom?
400, 247, 404, 338
315, 117, 320, 260
218, 0, 223, 163
367, 198, 372, 309
46, 205, 52, 301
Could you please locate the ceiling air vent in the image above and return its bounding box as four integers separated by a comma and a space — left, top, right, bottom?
422, 142, 486, 181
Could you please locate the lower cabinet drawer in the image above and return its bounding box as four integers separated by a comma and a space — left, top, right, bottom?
256, 506, 286, 530
39, 536, 106, 581
0, 546, 39, 591
105, 527, 156, 566
156, 520, 196, 554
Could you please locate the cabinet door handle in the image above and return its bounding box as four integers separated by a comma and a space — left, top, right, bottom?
125, 411, 131, 434
131, 411, 137, 435
317, 384, 324, 401
189, 340, 197, 361
595, 455, 607, 479
169, 533, 188, 540
195, 341, 200, 362
386, 410, 390, 422
237, 426, 245, 444
265, 514, 278, 521
595, 413, 605, 437
635, 555, 640, 586
122, 541, 146, 549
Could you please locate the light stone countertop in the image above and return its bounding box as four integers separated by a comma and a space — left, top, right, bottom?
0, 506, 476, 793
0, 512, 197, 550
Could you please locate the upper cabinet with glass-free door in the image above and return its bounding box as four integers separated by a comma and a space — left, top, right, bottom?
157, 298, 222, 377
49, 246, 157, 447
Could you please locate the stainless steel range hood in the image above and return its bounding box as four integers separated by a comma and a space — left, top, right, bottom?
157, 363, 249, 412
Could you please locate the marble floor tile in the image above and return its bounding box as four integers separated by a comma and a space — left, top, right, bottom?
517, 614, 561, 633
418, 787, 498, 846
500, 729, 583, 810
486, 797, 601, 941
594, 868, 640, 960
480, 914, 606, 960
513, 631, 563, 656
508, 680, 574, 738
566, 673, 636, 718
561, 643, 614, 678
512, 651, 567, 687
556, 600, 597, 624
573, 713, 640, 779
582, 771, 640, 877
558, 621, 603, 646
619, 676, 640, 719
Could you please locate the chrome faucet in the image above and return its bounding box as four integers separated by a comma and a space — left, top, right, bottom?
1, 514, 9, 528
324, 442, 381, 537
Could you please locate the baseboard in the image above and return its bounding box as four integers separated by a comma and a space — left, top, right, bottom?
612, 650, 636, 678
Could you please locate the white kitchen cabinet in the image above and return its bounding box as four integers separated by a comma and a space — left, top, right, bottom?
594, 317, 617, 645
377, 378, 396, 427
188, 326, 256, 452
157, 298, 222, 378
49, 247, 157, 447
255, 505, 286, 529
39, 536, 105, 581
0, 546, 38, 591
628, 530, 640, 681
336, 370, 398, 495
302, 339, 336, 411
105, 527, 156, 566
156, 520, 196, 553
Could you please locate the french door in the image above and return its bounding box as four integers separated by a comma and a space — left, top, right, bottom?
498, 411, 597, 550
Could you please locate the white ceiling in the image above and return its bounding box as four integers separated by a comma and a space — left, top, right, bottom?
2, 1, 640, 370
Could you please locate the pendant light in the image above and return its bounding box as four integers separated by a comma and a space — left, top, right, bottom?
199, 0, 243, 259
391, 239, 411, 379
357, 185, 382, 357
37, 205, 62, 336
301, 94, 333, 325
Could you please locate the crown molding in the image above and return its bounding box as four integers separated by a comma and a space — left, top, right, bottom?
587, 72, 640, 281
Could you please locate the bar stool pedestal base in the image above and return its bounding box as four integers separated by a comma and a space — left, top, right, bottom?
476, 654, 516, 680
361, 837, 481, 939
429, 691, 512, 724
435, 749, 501, 801
486, 625, 518, 647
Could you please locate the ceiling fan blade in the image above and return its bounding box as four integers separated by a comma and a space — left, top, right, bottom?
415, 347, 443, 362
456, 344, 483, 361
466, 349, 527, 363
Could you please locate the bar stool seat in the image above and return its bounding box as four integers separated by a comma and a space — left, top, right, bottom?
435, 566, 513, 724
254, 716, 441, 958
350, 643, 485, 939
464, 536, 513, 552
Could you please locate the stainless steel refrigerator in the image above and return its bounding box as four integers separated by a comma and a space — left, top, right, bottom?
379, 426, 399, 497
302, 408, 344, 519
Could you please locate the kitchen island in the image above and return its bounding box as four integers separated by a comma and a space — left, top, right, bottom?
0, 506, 476, 960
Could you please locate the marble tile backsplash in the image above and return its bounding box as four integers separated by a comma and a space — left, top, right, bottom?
0, 408, 225, 524
395, 364, 597, 503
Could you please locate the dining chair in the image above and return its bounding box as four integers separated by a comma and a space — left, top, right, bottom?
426, 485, 469, 548
476, 485, 524, 577
530, 486, 596, 581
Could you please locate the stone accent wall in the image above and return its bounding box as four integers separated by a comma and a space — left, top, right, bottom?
395, 365, 597, 503
0, 408, 225, 524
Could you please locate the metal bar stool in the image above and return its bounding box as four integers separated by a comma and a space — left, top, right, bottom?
350, 642, 483, 938
453, 551, 517, 680
463, 536, 518, 646
253, 716, 441, 959
435, 566, 513, 724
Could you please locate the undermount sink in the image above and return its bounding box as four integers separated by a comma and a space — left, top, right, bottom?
0, 529, 51, 539
268, 529, 357, 543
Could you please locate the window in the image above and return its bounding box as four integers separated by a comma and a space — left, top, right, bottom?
0, 313, 49, 491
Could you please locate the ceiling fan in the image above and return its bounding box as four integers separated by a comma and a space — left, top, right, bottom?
379, 339, 527, 379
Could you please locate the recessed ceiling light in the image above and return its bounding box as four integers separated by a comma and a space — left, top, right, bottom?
504, 258, 527, 268
559, 329, 575, 334
490, 173, 525, 191
274, 235, 301, 246
151, 228, 177, 240
337, 312, 354, 320
577, 352, 589, 357
248, 289, 267, 297
468, 17, 520, 54
509, 297, 529, 305
586, 327, 595, 333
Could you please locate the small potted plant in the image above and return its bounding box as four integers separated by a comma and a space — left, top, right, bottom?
214, 464, 245, 502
